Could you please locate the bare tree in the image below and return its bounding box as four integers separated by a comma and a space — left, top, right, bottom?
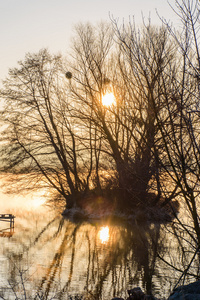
68, 21, 177, 211
0, 17, 192, 216
0, 49, 93, 208
112, 21, 177, 204
153, 0, 200, 246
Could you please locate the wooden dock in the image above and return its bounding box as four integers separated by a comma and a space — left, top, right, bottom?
0, 214, 15, 224
0, 214, 15, 236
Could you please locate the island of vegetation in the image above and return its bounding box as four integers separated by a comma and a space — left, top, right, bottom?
0, 1, 199, 234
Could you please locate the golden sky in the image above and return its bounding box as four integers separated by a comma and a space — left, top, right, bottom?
0, 0, 176, 84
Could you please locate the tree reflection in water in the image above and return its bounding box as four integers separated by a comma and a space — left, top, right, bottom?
159, 216, 200, 291
0, 215, 164, 299
1, 214, 200, 300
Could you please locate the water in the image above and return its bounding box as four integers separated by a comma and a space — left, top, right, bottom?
0, 191, 199, 300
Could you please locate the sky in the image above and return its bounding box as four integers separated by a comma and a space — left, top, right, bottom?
0, 0, 177, 84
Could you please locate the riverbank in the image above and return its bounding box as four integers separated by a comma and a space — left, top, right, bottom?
111, 281, 200, 300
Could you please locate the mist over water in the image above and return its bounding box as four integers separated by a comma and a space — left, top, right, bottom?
0, 192, 198, 299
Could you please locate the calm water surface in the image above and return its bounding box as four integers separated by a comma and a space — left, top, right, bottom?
0, 191, 198, 299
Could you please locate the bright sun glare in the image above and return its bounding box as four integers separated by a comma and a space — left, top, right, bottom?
99, 226, 109, 243
102, 92, 115, 107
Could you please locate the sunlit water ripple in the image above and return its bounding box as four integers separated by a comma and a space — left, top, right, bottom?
0, 191, 198, 299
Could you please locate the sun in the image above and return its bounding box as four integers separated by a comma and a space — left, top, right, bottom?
102, 92, 115, 107
99, 226, 109, 243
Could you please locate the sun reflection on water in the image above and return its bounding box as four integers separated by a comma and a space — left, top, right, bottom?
99, 226, 109, 244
